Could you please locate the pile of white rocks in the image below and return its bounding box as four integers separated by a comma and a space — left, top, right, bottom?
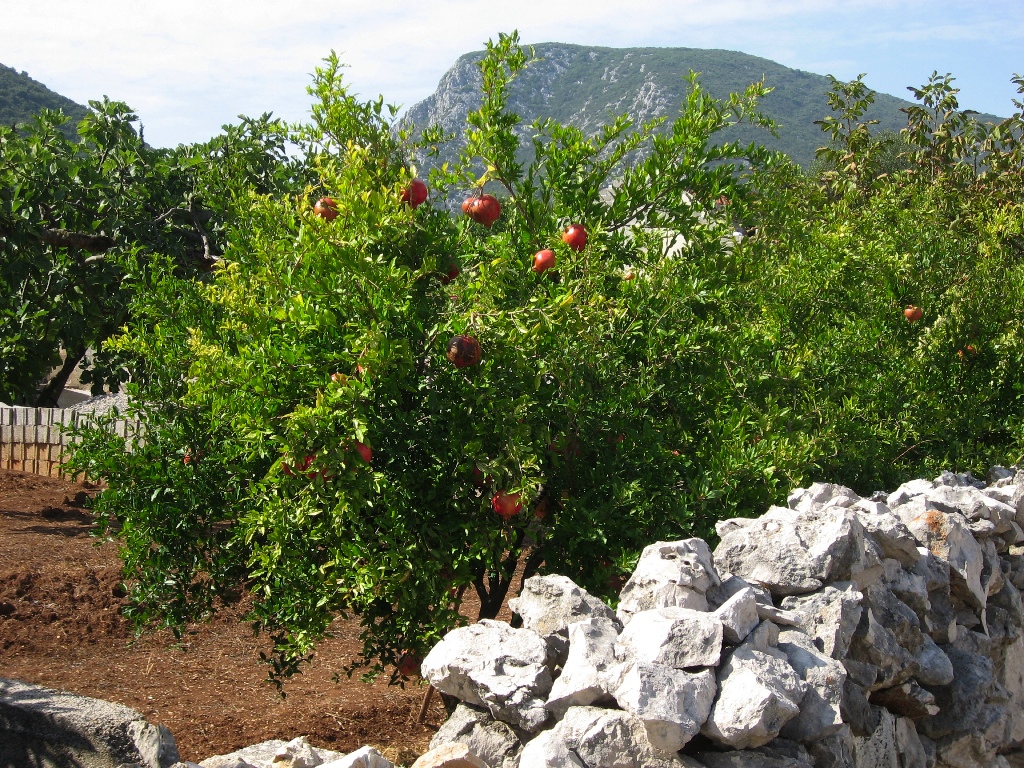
419, 467, 1024, 768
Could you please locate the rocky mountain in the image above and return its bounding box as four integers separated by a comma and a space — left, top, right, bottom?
405, 43, 1002, 171
0, 63, 88, 138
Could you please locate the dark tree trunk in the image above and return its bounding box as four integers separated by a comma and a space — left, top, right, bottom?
34, 345, 87, 407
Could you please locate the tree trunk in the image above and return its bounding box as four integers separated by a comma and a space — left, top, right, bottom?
34, 345, 87, 407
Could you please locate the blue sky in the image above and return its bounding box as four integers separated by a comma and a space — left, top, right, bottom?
3, 0, 1021, 148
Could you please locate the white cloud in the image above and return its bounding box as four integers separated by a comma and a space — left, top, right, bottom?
3, 0, 1020, 146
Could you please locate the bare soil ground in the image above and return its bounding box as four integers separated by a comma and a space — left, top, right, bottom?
0, 469, 456, 765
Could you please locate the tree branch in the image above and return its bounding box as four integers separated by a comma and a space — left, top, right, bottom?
39, 228, 116, 253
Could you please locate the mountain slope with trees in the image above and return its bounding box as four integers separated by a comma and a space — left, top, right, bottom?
406, 43, 1005, 169
0, 63, 88, 137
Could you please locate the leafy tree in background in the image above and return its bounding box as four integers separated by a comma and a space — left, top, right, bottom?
68, 34, 806, 682
746, 70, 1024, 491
64, 34, 1024, 687
0, 100, 293, 405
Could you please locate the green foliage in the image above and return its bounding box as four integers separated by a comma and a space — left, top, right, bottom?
64, 37, 1024, 691
0, 63, 88, 140
69, 33, 804, 684
0, 98, 293, 404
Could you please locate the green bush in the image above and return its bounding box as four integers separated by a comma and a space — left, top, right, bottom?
65, 36, 1024, 685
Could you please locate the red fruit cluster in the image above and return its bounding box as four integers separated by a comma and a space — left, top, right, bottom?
401, 178, 428, 208
397, 652, 421, 677
313, 197, 338, 221
562, 224, 588, 251
282, 454, 319, 479
353, 441, 372, 464
446, 334, 482, 368
463, 194, 501, 227
492, 491, 523, 520
532, 249, 556, 274
441, 261, 460, 284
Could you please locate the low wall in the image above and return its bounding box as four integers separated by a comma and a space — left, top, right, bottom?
422, 466, 1024, 768
0, 405, 135, 478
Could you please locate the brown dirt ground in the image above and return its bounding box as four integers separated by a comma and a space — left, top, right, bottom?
0, 468, 494, 765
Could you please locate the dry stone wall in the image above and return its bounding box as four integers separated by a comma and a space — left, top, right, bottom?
421, 466, 1024, 768
8, 466, 1024, 768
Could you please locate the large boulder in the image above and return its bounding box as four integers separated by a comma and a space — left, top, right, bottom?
610, 661, 717, 753
713, 506, 870, 597
0, 677, 180, 768
200, 736, 346, 768
896, 501, 986, 611
509, 574, 618, 665
780, 583, 863, 659
702, 643, 807, 749
852, 500, 922, 568
428, 704, 521, 768
615, 606, 724, 669
421, 620, 553, 733
776, 630, 846, 742
516, 706, 702, 768
616, 539, 720, 625
713, 586, 760, 644
545, 617, 621, 717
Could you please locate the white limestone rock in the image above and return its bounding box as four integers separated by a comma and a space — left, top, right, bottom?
925, 485, 1017, 534
868, 681, 939, 719
713, 586, 760, 644
610, 661, 717, 754
320, 746, 395, 768
780, 583, 863, 659
616, 539, 721, 625
508, 574, 618, 666
896, 502, 986, 611
420, 619, 553, 733
887, 479, 935, 508
853, 500, 922, 567
616, 606, 724, 669
894, 717, 928, 768
713, 505, 870, 597
787, 482, 860, 514
934, 470, 985, 489
517, 706, 702, 768
698, 751, 811, 768
777, 630, 847, 742
200, 738, 344, 768
847, 587, 922, 691
702, 643, 807, 749
545, 617, 620, 717
852, 707, 900, 768
428, 704, 520, 768
913, 633, 954, 687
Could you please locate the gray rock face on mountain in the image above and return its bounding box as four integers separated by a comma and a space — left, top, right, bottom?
402, 43, 938, 178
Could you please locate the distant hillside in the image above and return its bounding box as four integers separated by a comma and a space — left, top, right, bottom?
0, 63, 88, 137
406, 43, 1005, 172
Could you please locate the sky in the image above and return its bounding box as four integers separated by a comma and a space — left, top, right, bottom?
3, 0, 1022, 148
